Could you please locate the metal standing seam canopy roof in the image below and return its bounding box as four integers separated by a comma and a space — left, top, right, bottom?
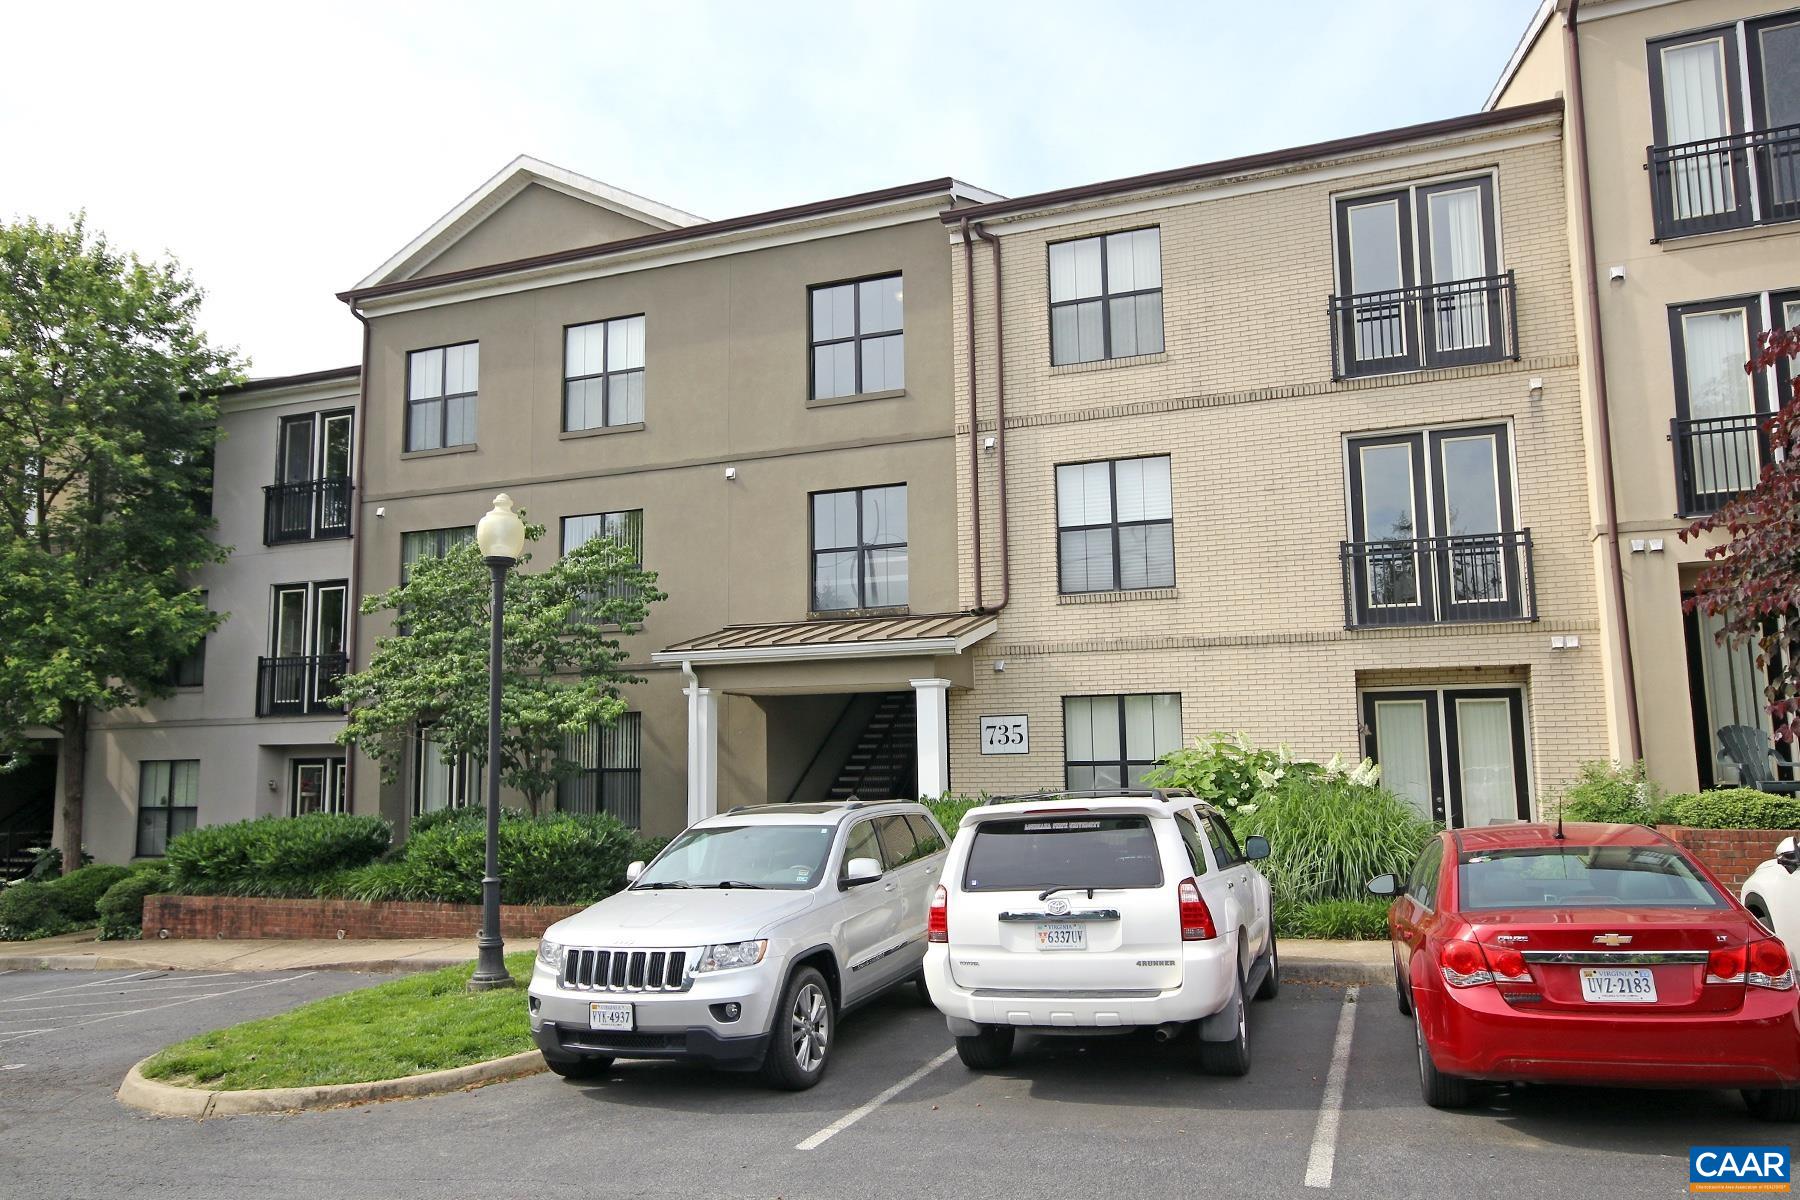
650, 612, 997, 666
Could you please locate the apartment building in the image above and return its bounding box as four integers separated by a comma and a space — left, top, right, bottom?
936, 100, 1612, 826
1493, 0, 1800, 792
75, 367, 361, 862
341, 158, 994, 836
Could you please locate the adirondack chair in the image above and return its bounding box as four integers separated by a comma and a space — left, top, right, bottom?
1717, 724, 1800, 794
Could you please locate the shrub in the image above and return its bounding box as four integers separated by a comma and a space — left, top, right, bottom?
1276, 899, 1392, 941
1660, 788, 1800, 830
1143, 733, 1320, 818
0, 881, 76, 941
1233, 767, 1434, 908
97, 864, 173, 940
1556, 760, 1661, 825
629, 834, 671, 865
25, 845, 92, 880
44, 863, 133, 924
166, 813, 392, 898
923, 793, 988, 835
409, 804, 486, 837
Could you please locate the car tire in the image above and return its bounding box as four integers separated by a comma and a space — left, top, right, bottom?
1394, 954, 1414, 1017
954, 1025, 1016, 1070
1743, 1088, 1800, 1122
1415, 1010, 1472, 1109
543, 1053, 613, 1080
760, 966, 834, 1091
1197, 983, 1251, 1077
1254, 935, 1280, 1001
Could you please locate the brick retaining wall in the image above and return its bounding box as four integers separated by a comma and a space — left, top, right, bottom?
1656, 826, 1788, 890
141, 894, 586, 940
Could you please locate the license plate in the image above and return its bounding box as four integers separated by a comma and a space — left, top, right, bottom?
1579, 967, 1657, 1004
589, 1002, 634, 1030
1036, 923, 1086, 951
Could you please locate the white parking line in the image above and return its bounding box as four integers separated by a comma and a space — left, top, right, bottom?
1303, 986, 1360, 1190
3, 988, 258, 1015
796, 1047, 957, 1151
5, 970, 165, 1000
0, 973, 314, 1046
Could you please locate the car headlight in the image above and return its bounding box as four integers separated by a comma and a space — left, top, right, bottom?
694, 940, 768, 973
536, 939, 564, 968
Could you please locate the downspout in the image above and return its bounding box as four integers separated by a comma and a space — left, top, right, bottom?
344, 306, 374, 813
972, 223, 1010, 613
959, 218, 986, 612
1563, 0, 1643, 759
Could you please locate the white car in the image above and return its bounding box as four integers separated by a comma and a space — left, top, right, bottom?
923, 788, 1277, 1074
1741, 835, 1800, 946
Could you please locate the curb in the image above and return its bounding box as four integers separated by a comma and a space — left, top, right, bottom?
1279, 961, 1391, 988
0, 953, 461, 975
116, 1050, 546, 1117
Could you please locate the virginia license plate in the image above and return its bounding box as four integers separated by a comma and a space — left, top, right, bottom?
1579, 967, 1657, 1003
589, 1002, 634, 1030
1036, 923, 1086, 951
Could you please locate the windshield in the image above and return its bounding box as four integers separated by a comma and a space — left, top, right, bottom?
963, 815, 1163, 892
634, 824, 835, 890
1458, 845, 1726, 910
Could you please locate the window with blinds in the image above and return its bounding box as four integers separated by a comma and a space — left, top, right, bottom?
557, 713, 643, 827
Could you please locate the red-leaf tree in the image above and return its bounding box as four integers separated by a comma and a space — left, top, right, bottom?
1681, 324, 1800, 743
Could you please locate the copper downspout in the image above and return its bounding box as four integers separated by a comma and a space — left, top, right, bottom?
972, 223, 1010, 612
1563, 0, 1643, 758
960, 218, 986, 612
344, 306, 374, 813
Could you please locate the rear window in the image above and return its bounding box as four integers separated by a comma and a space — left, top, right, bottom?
1458, 845, 1726, 910
963, 815, 1163, 892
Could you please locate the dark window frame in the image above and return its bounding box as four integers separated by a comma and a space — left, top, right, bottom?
563, 314, 646, 432
1646, 23, 1746, 150
1061, 692, 1184, 790
404, 341, 479, 452
1046, 226, 1164, 366
1054, 454, 1175, 595
555, 713, 643, 827
400, 526, 477, 584
163, 589, 208, 688
808, 483, 908, 613
808, 272, 904, 400
136, 759, 198, 857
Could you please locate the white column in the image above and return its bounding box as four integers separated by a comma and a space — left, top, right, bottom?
683, 673, 718, 826
911, 677, 952, 800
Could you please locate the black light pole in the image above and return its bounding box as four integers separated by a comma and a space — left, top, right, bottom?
469, 493, 524, 992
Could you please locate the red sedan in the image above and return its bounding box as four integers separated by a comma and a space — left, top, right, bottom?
1369, 821, 1800, 1119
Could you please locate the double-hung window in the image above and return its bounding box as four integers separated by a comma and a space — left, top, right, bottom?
400, 527, 476, 584
1063, 694, 1182, 789
405, 342, 478, 451
557, 714, 643, 827
1056, 455, 1174, 594
565, 315, 645, 430
811, 485, 907, 612
810, 275, 904, 400
137, 760, 198, 856
562, 510, 644, 614
1048, 228, 1162, 365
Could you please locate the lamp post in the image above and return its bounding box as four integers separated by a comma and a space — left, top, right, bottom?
469, 493, 525, 992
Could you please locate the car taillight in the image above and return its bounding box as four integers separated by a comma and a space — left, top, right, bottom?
1485, 945, 1532, 984
1440, 939, 1493, 988
1707, 944, 1747, 985
927, 884, 948, 943
1177, 878, 1216, 941
1747, 938, 1796, 991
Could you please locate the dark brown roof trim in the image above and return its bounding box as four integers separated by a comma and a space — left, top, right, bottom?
342, 177, 969, 305
938, 99, 1565, 225
216, 364, 361, 395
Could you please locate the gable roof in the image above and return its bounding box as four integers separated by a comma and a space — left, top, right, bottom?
355, 155, 705, 289
1484, 0, 1559, 111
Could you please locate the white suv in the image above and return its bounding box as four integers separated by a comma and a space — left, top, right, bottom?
924, 788, 1277, 1074
529, 800, 948, 1090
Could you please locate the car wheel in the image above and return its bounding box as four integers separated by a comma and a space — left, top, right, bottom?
1394, 954, 1414, 1017
1743, 1088, 1800, 1122
543, 1053, 613, 1080
1254, 935, 1280, 1001
1198, 983, 1251, 1077
760, 966, 833, 1091
954, 1025, 1016, 1070
1415, 1009, 1472, 1109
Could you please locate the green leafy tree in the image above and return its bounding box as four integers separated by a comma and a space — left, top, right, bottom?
0, 216, 242, 873
337, 521, 663, 814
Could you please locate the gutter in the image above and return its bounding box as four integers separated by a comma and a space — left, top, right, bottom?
959, 218, 986, 614
1563, 0, 1643, 759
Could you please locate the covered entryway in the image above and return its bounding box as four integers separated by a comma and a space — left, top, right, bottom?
652, 613, 995, 823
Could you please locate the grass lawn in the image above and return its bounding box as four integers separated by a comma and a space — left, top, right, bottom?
142, 952, 536, 1090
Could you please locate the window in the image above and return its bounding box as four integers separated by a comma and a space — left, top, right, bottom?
137, 760, 198, 856
1459, 846, 1725, 910
1406, 840, 1441, 910
258, 581, 347, 716
401, 526, 476, 583
1360, 686, 1530, 827
810, 484, 907, 611
562, 510, 644, 594
962, 815, 1164, 891
266, 409, 352, 543
291, 758, 347, 817
872, 815, 921, 868
1205, 815, 1243, 866
810, 274, 903, 400
405, 342, 478, 451
1049, 228, 1162, 366
413, 728, 478, 816
1173, 810, 1210, 875
841, 820, 882, 879
903, 814, 945, 858
564, 315, 645, 430
556, 714, 642, 827
1056, 455, 1173, 593
1062, 693, 1182, 789
163, 591, 208, 688
1670, 298, 1770, 515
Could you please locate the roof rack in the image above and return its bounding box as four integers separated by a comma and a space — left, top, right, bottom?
980, 787, 1198, 806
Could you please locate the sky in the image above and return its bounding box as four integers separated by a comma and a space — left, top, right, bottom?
0, 0, 1544, 377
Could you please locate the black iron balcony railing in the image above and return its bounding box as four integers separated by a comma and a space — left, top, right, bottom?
1329, 272, 1518, 380
1672, 413, 1771, 517
1341, 530, 1537, 629
1649, 123, 1800, 241
263, 477, 353, 545
255, 653, 347, 717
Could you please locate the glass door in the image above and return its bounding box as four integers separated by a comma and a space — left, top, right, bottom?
1749, 15, 1800, 219
276, 414, 315, 485
1427, 426, 1519, 621
1444, 689, 1529, 827
1361, 691, 1444, 822
318, 411, 353, 534
1348, 434, 1432, 625
1417, 178, 1498, 362
312, 584, 347, 705
1656, 34, 1743, 222
1336, 191, 1416, 372
1675, 303, 1766, 509
291, 758, 347, 816
270, 585, 309, 706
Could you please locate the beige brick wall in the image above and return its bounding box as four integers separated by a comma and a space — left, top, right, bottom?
944, 118, 1611, 814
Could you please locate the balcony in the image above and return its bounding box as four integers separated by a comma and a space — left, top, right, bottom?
1649, 124, 1800, 241
1672, 413, 1770, 517
263, 477, 353, 546
1340, 531, 1537, 629
255, 654, 347, 718
1329, 272, 1518, 380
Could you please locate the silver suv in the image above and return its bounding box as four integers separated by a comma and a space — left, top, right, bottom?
529, 799, 949, 1089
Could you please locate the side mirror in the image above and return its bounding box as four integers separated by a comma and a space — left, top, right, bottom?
1242, 835, 1271, 862
1367, 873, 1405, 897
843, 857, 883, 887
625, 861, 645, 884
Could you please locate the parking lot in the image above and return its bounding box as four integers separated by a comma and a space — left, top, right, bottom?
0, 965, 1773, 1198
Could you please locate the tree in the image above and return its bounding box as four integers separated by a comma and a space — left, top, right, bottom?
0, 215, 243, 872
1682, 324, 1800, 744
337, 520, 664, 814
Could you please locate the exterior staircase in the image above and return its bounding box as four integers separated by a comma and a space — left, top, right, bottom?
825, 692, 917, 801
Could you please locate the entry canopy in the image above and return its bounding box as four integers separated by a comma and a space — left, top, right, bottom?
652, 612, 996, 667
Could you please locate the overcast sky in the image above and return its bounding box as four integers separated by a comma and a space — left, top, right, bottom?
1, 1, 1542, 377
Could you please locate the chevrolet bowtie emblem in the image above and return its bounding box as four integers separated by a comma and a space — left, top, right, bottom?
1592, 933, 1633, 947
